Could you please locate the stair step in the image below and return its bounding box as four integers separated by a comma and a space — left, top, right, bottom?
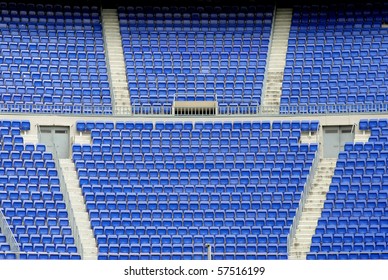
102, 9, 130, 113
59, 157, 98, 260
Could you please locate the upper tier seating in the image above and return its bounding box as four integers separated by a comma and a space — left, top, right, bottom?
281, 3, 388, 114
0, 2, 111, 114
0, 120, 80, 259
118, 5, 273, 114
74, 120, 319, 260
308, 119, 388, 260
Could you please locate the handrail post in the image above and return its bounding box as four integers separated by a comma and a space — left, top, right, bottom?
205, 244, 212, 260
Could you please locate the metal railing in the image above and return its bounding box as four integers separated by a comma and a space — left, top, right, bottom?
287, 141, 321, 257
0, 209, 20, 259
0, 103, 387, 116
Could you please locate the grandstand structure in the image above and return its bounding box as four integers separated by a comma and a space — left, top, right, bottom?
0, 0, 387, 260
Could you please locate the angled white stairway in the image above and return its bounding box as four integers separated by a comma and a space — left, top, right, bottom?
22, 134, 39, 145
261, 8, 292, 114
73, 133, 92, 145
289, 158, 337, 259
102, 9, 131, 115
58, 158, 98, 260
354, 128, 371, 143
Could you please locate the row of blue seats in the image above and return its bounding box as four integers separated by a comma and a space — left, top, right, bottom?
95, 233, 288, 245
326, 190, 388, 200
85, 199, 299, 211
0, 190, 63, 200
2, 200, 66, 209
79, 177, 306, 188
122, 21, 271, 28
359, 119, 388, 130
87, 131, 301, 140
317, 216, 388, 226
312, 233, 388, 243
123, 33, 268, 42
0, 19, 100, 26
16, 233, 74, 243
75, 158, 309, 170
91, 224, 290, 237
0, 27, 103, 35
92, 223, 291, 236
0, 184, 60, 192
81, 183, 304, 193
124, 42, 267, 50
337, 152, 388, 161
0, 161, 56, 169
88, 208, 297, 220
91, 217, 293, 228
315, 224, 388, 234
85, 184, 304, 194
307, 252, 388, 260
97, 243, 287, 254
74, 145, 306, 154
88, 128, 301, 137
125, 65, 264, 74
324, 199, 388, 209
76, 121, 320, 131
0, 2, 99, 9
333, 167, 388, 176
0, 30, 102, 36
75, 153, 313, 165
280, 96, 386, 107
0, 252, 81, 260
88, 137, 300, 145
122, 27, 270, 32
311, 242, 388, 252
336, 158, 388, 167
0, 175, 60, 184
321, 207, 388, 217
77, 167, 309, 179
0, 120, 30, 130
74, 149, 313, 159
12, 224, 71, 235
92, 225, 289, 236
84, 191, 300, 201
98, 152, 305, 163
121, 12, 272, 19
118, 4, 273, 11
97, 253, 286, 260
74, 160, 309, 171
75, 161, 311, 172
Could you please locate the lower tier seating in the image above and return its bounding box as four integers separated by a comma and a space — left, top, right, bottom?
308, 118, 388, 259
0, 120, 80, 259
75, 120, 319, 259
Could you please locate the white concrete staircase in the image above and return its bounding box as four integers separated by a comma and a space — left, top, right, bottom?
22, 134, 39, 145
261, 8, 292, 114
73, 133, 92, 145
58, 158, 98, 260
300, 132, 319, 145
289, 158, 337, 259
354, 129, 371, 143
102, 9, 131, 115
